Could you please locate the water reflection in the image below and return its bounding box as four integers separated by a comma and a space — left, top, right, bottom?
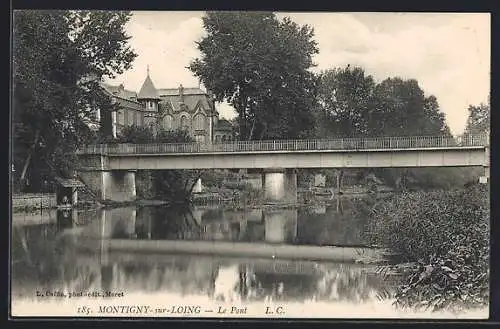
56, 209, 77, 231
72, 198, 371, 247
12, 197, 385, 304
296, 199, 372, 247
12, 225, 389, 304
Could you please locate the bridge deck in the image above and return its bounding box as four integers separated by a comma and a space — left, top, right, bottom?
77, 134, 488, 156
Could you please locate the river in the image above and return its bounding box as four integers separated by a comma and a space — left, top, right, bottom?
10, 196, 487, 319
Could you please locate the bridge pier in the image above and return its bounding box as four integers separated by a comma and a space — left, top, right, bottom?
480, 146, 490, 184
262, 169, 297, 204
79, 170, 136, 202
264, 209, 298, 243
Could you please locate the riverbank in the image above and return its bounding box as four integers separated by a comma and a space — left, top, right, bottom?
367, 184, 489, 312
11, 188, 387, 214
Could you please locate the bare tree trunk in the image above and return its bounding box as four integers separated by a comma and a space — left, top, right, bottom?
20, 129, 40, 186
258, 126, 268, 140
187, 170, 206, 195
336, 169, 344, 194
248, 118, 256, 141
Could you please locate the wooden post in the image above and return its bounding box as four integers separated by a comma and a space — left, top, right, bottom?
72, 187, 78, 206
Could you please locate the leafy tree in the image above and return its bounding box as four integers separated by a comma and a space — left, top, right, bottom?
368, 78, 465, 190
117, 125, 156, 144
369, 77, 450, 137
315, 67, 458, 190
115, 125, 203, 202
465, 100, 490, 135
153, 129, 205, 202
12, 10, 136, 191
316, 65, 376, 138
420, 95, 451, 136
316, 67, 450, 139
156, 129, 193, 143
189, 11, 319, 140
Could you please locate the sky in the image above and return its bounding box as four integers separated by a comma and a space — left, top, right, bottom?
105, 11, 490, 136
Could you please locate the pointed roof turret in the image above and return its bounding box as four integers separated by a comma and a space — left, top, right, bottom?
137, 66, 161, 100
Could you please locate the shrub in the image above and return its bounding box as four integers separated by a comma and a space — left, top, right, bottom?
236, 185, 263, 207
368, 185, 489, 312
201, 170, 226, 188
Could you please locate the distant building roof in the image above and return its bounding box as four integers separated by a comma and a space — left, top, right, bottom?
102, 73, 219, 116
159, 87, 216, 115
101, 83, 143, 111
157, 87, 207, 96
102, 84, 138, 100
214, 119, 233, 132
137, 74, 160, 100
217, 119, 233, 128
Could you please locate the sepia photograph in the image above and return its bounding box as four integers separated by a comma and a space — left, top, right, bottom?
10, 10, 490, 319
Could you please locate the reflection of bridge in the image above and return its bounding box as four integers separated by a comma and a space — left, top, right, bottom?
12, 210, 386, 303
67, 206, 381, 262
77, 134, 489, 202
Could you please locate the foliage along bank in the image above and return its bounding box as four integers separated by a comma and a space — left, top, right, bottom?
13, 10, 137, 193
102, 126, 206, 204
368, 184, 489, 312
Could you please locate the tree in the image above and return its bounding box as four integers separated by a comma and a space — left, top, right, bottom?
12, 10, 136, 191
314, 66, 377, 192
314, 67, 457, 190
465, 100, 490, 135
189, 11, 319, 140
153, 130, 204, 202
115, 125, 204, 202
369, 78, 450, 137
315, 69, 450, 139
117, 125, 156, 143
316, 65, 376, 138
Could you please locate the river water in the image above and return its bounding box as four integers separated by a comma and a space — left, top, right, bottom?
10, 196, 487, 319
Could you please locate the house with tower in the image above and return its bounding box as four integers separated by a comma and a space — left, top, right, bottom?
100, 68, 234, 143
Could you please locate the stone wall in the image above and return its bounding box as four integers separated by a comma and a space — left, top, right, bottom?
12, 193, 57, 210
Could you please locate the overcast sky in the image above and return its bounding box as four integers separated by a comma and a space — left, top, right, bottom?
105, 11, 490, 135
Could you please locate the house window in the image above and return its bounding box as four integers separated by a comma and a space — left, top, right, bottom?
117, 110, 124, 125
163, 115, 173, 130
112, 111, 117, 138
128, 110, 134, 126
195, 135, 205, 143
180, 115, 190, 130
139, 112, 144, 126
124, 110, 129, 126
194, 114, 205, 131
215, 135, 221, 143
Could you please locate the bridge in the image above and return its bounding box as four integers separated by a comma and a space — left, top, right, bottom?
76, 134, 490, 203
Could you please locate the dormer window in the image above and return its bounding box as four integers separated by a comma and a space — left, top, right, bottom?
180, 115, 190, 130
147, 101, 155, 110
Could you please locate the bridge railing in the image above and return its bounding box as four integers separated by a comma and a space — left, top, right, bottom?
76, 134, 488, 155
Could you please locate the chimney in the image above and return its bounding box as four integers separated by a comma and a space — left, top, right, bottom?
118, 83, 125, 96
179, 84, 184, 103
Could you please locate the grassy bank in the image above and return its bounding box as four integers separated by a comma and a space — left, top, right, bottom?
367, 184, 489, 312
